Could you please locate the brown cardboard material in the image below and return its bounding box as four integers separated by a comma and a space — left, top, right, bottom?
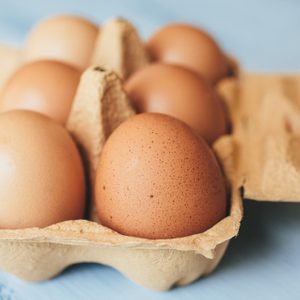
217, 73, 300, 202
91, 18, 149, 80
0, 18, 242, 290
0, 45, 21, 89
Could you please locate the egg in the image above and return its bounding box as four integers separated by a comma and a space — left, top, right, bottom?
0, 60, 81, 124
0, 110, 85, 229
95, 113, 227, 239
147, 23, 229, 83
23, 15, 98, 70
124, 63, 228, 144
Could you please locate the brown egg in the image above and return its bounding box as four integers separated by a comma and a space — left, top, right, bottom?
0, 110, 85, 229
124, 63, 228, 144
147, 23, 229, 83
24, 15, 98, 70
0, 60, 81, 124
95, 113, 227, 239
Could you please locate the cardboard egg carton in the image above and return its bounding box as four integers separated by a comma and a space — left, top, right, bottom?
216, 73, 300, 202
0, 18, 244, 290
0, 45, 20, 89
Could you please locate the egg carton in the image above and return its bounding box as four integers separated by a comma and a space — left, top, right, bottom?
0, 18, 244, 291
0, 45, 20, 89
216, 73, 300, 202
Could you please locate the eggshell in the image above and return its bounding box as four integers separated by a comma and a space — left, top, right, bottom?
147, 23, 229, 83
0, 60, 81, 124
95, 113, 227, 239
125, 63, 228, 144
0, 110, 85, 229
23, 15, 98, 70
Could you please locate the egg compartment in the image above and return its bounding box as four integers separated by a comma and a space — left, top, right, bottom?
0, 18, 242, 290
216, 73, 300, 202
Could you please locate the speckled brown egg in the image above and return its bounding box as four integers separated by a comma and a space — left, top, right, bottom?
0, 110, 85, 229
95, 113, 227, 239
147, 23, 229, 83
0, 60, 81, 124
23, 15, 98, 70
124, 63, 228, 145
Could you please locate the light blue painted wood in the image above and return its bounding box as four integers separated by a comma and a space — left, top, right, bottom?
0, 1, 300, 299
